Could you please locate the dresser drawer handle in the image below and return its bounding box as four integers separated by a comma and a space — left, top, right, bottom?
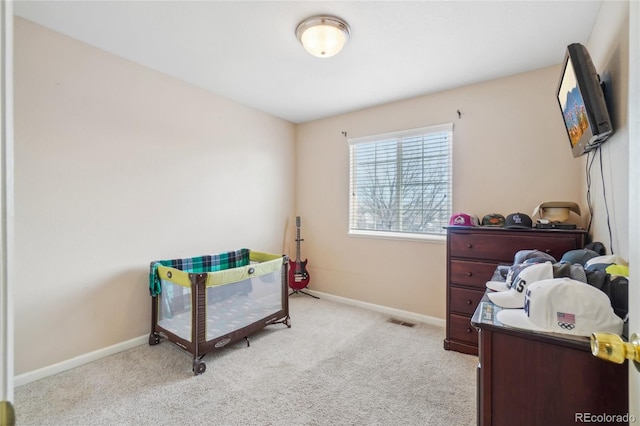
466, 327, 473, 334
467, 272, 473, 277
466, 300, 472, 305
467, 243, 473, 248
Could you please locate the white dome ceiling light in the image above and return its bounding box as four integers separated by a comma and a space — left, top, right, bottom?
296, 15, 351, 58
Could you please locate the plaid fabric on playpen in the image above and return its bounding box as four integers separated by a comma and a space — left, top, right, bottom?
149, 248, 250, 296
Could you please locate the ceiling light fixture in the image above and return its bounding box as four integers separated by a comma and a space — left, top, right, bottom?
296, 15, 351, 58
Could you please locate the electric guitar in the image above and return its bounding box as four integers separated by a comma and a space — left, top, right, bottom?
288, 216, 310, 291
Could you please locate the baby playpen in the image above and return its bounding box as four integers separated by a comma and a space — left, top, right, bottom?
148, 248, 290, 374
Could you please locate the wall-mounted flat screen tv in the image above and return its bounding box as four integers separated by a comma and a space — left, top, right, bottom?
556, 43, 613, 158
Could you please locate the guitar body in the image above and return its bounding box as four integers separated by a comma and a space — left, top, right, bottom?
288, 257, 310, 290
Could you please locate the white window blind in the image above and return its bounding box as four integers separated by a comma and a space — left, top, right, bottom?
348, 123, 453, 237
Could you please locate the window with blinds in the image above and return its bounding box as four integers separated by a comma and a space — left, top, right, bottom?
348, 123, 453, 238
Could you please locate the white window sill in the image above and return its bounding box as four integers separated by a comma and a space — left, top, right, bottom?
348, 229, 446, 243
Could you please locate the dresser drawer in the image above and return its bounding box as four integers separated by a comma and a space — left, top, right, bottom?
449, 232, 581, 262
450, 287, 484, 315
449, 313, 478, 346
449, 260, 497, 288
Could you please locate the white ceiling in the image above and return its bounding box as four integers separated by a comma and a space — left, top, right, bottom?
13, 1, 603, 124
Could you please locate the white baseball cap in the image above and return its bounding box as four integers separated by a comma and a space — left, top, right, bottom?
486, 280, 510, 292
496, 278, 623, 337
487, 262, 553, 308
486, 263, 533, 292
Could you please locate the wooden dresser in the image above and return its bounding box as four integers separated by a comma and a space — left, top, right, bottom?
444, 226, 587, 355
471, 296, 628, 426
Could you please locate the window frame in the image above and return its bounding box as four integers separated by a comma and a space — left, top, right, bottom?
347, 123, 453, 241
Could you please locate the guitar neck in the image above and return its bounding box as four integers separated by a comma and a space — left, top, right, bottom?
295, 216, 303, 262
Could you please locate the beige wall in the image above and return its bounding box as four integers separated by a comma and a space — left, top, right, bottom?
296, 66, 585, 321
583, 1, 630, 259
13, 18, 295, 374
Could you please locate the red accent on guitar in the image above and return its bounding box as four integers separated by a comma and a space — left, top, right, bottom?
288, 216, 310, 291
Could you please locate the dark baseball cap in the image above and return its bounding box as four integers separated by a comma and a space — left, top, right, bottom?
505, 212, 532, 229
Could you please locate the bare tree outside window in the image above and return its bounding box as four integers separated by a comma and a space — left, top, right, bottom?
349, 125, 452, 237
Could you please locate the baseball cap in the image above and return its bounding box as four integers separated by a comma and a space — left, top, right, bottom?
551, 262, 587, 283
485, 259, 570, 293
481, 213, 505, 227
448, 213, 479, 227
560, 248, 600, 266
496, 278, 624, 337
487, 262, 553, 308
513, 249, 556, 265
486, 263, 526, 292
486, 280, 510, 292
505, 212, 532, 229
486, 263, 531, 292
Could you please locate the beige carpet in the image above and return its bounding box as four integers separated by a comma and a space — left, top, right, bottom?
14, 296, 477, 425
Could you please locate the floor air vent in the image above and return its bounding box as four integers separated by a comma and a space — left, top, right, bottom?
387, 318, 416, 327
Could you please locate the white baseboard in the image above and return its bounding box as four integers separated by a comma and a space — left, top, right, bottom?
304, 290, 446, 328
15, 292, 444, 386
14, 335, 148, 387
